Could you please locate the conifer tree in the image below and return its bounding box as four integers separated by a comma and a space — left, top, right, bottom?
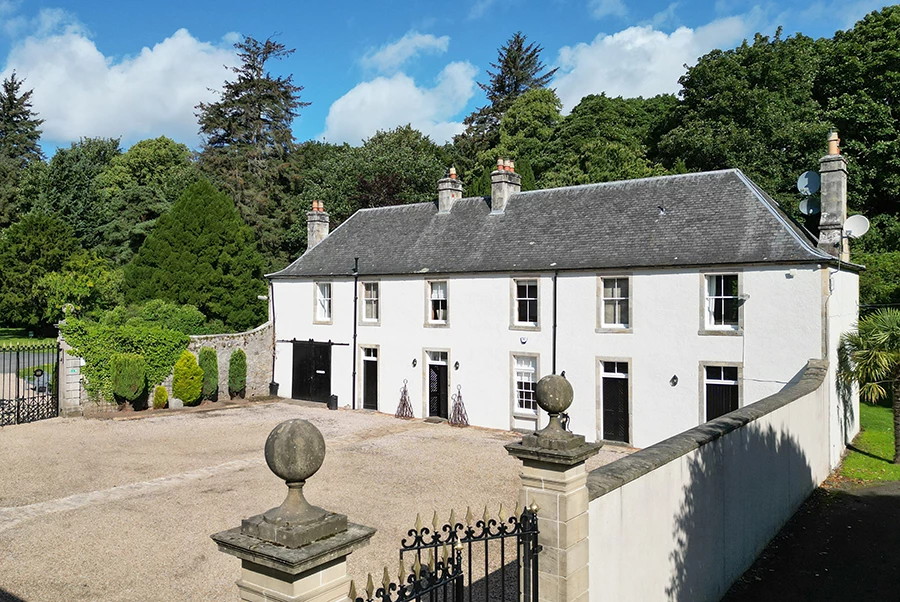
196, 35, 310, 269
0, 72, 44, 228
124, 180, 267, 331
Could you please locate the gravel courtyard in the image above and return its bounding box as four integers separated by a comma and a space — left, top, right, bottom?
0, 401, 629, 601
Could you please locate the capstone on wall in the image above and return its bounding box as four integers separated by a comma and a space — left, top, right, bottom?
188, 321, 273, 398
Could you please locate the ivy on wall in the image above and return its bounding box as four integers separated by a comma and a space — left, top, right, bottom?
61, 317, 189, 403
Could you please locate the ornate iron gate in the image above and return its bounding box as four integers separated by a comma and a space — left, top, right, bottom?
398, 505, 540, 602
0, 342, 60, 426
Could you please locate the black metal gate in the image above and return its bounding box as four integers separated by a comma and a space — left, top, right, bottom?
0, 342, 60, 426
396, 506, 540, 602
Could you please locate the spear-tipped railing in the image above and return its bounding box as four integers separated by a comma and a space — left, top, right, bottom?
350, 540, 464, 602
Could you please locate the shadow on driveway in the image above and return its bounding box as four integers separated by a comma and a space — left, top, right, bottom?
722, 482, 900, 601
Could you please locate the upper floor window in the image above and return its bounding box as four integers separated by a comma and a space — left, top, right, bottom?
601, 277, 630, 329
514, 355, 538, 414
705, 274, 739, 330
315, 282, 332, 322
363, 282, 379, 322
429, 281, 448, 324
515, 280, 538, 326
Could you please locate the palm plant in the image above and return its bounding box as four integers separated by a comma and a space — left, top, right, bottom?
839, 308, 900, 463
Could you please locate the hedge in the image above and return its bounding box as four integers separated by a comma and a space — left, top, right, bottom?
199, 347, 218, 401
229, 348, 247, 398
173, 350, 203, 406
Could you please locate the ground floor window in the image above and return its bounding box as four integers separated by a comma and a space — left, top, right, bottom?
705, 365, 739, 420
514, 355, 537, 413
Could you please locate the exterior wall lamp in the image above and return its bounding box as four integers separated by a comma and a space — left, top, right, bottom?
411, 359, 417, 367
670, 375, 679, 387
454, 361, 460, 370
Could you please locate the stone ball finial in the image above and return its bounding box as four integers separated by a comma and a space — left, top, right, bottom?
264, 419, 326, 484
535, 375, 573, 414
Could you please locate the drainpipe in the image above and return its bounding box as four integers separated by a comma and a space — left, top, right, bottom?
269, 280, 277, 395
351, 257, 359, 410
552, 270, 558, 374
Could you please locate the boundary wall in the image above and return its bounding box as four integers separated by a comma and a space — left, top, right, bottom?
187, 321, 273, 398
586, 359, 830, 602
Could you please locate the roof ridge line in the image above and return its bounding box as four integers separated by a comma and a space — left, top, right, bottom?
514, 169, 740, 196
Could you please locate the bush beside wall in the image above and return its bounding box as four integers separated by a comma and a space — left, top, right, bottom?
153, 385, 168, 409
199, 347, 218, 401
173, 350, 203, 406
110, 352, 147, 407
229, 348, 247, 399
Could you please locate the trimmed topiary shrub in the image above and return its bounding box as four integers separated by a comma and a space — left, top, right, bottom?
173, 350, 203, 406
153, 385, 168, 409
199, 347, 218, 401
229, 348, 247, 399
110, 353, 147, 408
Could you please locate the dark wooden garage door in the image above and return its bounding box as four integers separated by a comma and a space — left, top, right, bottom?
291, 341, 331, 402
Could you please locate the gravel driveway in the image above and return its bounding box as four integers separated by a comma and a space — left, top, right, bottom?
0, 401, 629, 601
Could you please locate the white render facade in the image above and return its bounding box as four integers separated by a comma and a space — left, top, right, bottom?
271, 262, 858, 451
270, 149, 860, 454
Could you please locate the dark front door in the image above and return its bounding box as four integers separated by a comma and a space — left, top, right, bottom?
601, 361, 629, 443
363, 349, 378, 410
428, 363, 449, 419
291, 341, 331, 402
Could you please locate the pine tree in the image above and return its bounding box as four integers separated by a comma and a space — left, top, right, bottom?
196, 35, 310, 269
0, 72, 44, 228
123, 180, 267, 331
456, 32, 558, 174
0, 72, 44, 166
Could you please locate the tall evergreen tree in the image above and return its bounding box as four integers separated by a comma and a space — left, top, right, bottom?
0, 72, 44, 228
124, 180, 267, 331
196, 35, 310, 269
455, 32, 558, 176
0, 72, 43, 165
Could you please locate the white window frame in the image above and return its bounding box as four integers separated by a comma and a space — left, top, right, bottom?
700, 362, 742, 422
513, 354, 538, 415
314, 282, 332, 324
361, 281, 380, 325
700, 272, 742, 335
511, 278, 540, 330
598, 276, 631, 332
426, 280, 449, 326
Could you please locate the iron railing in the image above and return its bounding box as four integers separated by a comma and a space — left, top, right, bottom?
0, 341, 60, 426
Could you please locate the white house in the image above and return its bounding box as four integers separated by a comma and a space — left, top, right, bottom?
268, 136, 859, 458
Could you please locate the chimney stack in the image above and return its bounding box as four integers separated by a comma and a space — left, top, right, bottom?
437, 167, 464, 213
490, 158, 521, 214
817, 130, 848, 260
307, 199, 330, 250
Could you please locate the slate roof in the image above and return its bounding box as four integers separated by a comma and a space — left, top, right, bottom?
269, 169, 838, 279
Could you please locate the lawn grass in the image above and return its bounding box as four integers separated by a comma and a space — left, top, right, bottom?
839, 402, 900, 482
0, 328, 55, 346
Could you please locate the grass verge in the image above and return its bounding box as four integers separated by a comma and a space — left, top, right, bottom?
839, 402, 900, 483
0, 328, 54, 346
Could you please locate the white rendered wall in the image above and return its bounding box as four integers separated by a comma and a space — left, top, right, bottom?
826, 267, 860, 467
587, 370, 831, 602
271, 263, 847, 448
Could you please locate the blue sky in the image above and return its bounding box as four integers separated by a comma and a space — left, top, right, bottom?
0, 0, 890, 152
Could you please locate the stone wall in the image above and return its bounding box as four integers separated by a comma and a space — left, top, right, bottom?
585, 359, 831, 602
187, 321, 273, 399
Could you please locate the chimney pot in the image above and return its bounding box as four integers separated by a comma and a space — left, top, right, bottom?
827, 130, 840, 155
449, 167, 457, 180
491, 159, 522, 214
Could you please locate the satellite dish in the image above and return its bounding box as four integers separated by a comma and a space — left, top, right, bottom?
799, 198, 820, 215
797, 171, 820, 195
844, 214, 870, 238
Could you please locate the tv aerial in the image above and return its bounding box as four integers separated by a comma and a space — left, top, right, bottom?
797, 171, 820, 215
843, 214, 870, 239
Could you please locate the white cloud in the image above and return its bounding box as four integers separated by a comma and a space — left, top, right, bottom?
589, 0, 627, 19
649, 2, 680, 28
469, 0, 498, 19
552, 15, 756, 110
321, 61, 478, 145
1, 10, 236, 146
361, 31, 450, 73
